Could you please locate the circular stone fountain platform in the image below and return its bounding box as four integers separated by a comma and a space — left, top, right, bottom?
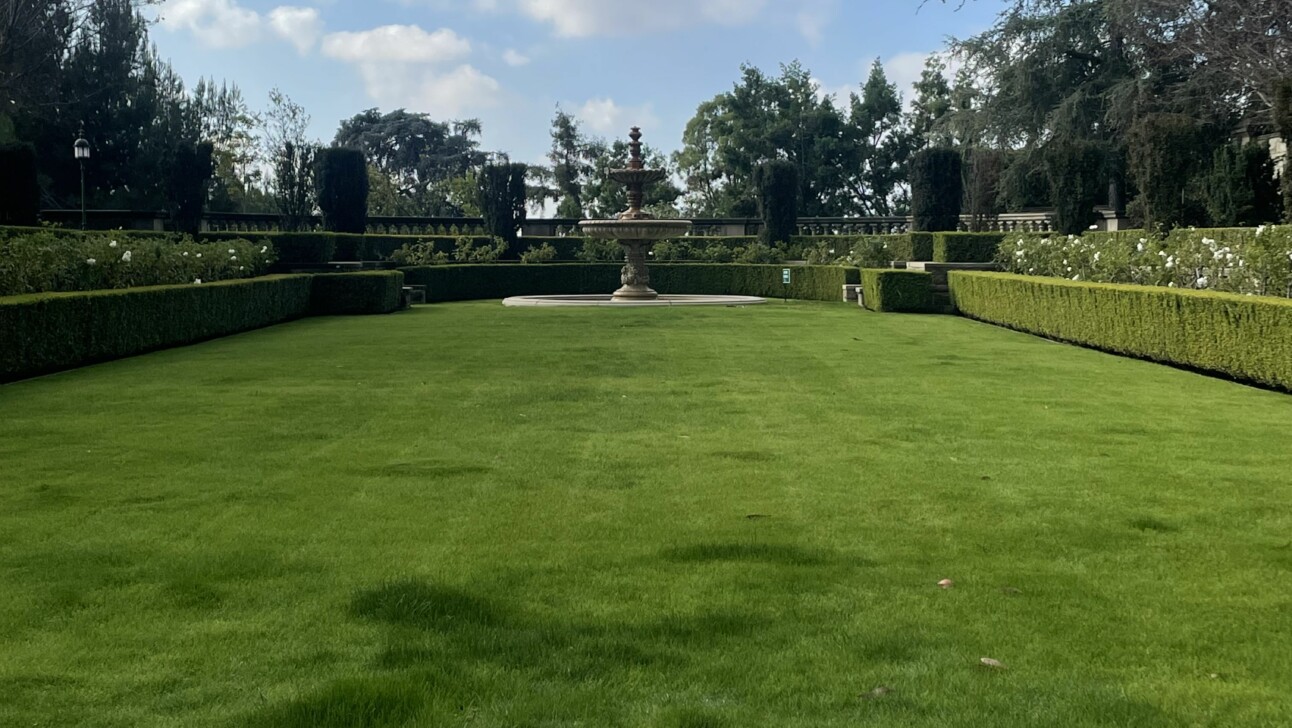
502, 294, 766, 307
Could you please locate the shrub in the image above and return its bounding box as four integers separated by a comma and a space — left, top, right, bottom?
400, 264, 858, 303
389, 240, 450, 266
963, 147, 1006, 232
315, 147, 369, 234
0, 143, 40, 227
310, 271, 404, 315
1, 275, 314, 383
453, 236, 507, 263
519, 243, 558, 264
1043, 140, 1105, 235
948, 271, 1292, 392
911, 147, 963, 232
169, 141, 215, 237
577, 238, 623, 263
0, 231, 274, 296
998, 226, 1292, 298
754, 160, 799, 245
478, 163, 528, 250
934, 232, 1005, 263
861, 269, 935, 312
258, 233, 335, 265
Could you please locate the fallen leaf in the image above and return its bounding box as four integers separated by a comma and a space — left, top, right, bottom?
860, 685, 894, 700
938, 579, 955, 589
980, 657, 1007, 670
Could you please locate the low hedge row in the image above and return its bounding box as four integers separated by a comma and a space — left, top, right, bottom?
861, 269, 935, 312
948, 271, 1292, 391
934, 232, 1005, 263
2, 271, 410, 382
1, 275, 314, 382
400, 264, 860, 303
891, 232, 935, 263
310, 271, 405, 315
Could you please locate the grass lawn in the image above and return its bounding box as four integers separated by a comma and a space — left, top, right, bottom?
1, 301, 1290, 727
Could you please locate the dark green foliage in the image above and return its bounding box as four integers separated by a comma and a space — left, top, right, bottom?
1272, 79, 1292, 223
1044, 140, 1106, 235
400, 264, 858, 303
0, 276, 314, 383
1205, 142, 1282, 227
934, 232, 1005, 263
949, 271, 1292, 391
1129, 114, 1202, 232
910, 147, 963, 232
309, 272, 404, 315
754, 160, 800, 245
0, 143, 40, 226
316, 148, 369, 234
963, 148, 1006, 232
861, 269, 935, 312
169, 142, 215, 237
477, 162, 528, 250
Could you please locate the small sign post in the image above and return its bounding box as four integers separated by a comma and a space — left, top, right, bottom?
782, 268, 791, 303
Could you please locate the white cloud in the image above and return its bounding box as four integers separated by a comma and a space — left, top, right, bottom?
516, 0, 768, 37
795, 0, 839, 46
811, 77, 854, 105
354, 64, 502, 116
884, 50, 964, 107
576, 98, 659, 136
502, 48, 531, 67
159, 0, 262, 48
321, 25, 472, 63
269, 7, 323, 55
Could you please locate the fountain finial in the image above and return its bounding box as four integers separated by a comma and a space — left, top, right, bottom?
609, 126, 665, 221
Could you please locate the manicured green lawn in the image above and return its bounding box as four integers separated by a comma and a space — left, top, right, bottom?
1, 301, 1290, 727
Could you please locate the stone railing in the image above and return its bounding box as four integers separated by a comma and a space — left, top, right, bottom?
39, 209, 1098, 236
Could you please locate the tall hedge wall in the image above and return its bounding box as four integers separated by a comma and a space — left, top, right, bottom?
401, 264, 859, 303
948, 271, 1292, 391
1, 275, 314, 383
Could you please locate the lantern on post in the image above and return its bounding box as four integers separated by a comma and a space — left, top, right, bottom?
73, 125, 91, 230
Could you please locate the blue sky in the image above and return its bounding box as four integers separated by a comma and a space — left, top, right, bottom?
151, 0, 1003, 165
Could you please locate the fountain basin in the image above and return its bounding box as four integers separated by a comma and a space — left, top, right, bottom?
503, 294, 767, 308
580, 219, 693, 241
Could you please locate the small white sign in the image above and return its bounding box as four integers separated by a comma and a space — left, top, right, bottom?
782, 268, 791, 285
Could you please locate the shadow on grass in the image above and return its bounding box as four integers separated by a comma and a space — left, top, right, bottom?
662, 542, 837, 567
243, 677, 424, 728
350, 579, 506, 629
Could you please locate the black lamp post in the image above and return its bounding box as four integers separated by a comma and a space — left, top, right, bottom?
73, 125, 91, 230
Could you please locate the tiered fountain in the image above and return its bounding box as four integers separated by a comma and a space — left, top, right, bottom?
503, 128, 766, 307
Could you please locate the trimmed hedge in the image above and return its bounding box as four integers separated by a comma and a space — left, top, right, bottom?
310, 271, 405, 315
934, 232, 1005, 263
948, 271, 1292, 391
861, 269, 935, 312
401, 264, 860, 303
1, 275, 314, 383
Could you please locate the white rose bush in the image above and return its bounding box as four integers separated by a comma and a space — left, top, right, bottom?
0, 231, 276, 296
999, 226, 1292, 299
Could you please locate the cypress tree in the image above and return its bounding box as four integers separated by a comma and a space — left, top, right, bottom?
316, 147, 369, 234
0, 143, 40, 226
910, 147, 963, 232
1128, 114, 1202, 232
169, 141, 215, 236
1044, 140, 1106, 235
753, 160, 798, 245
477, 162, 528, 252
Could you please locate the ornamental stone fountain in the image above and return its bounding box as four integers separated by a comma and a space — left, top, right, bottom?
578, 127, 692, 302
503, 127, 765, 308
